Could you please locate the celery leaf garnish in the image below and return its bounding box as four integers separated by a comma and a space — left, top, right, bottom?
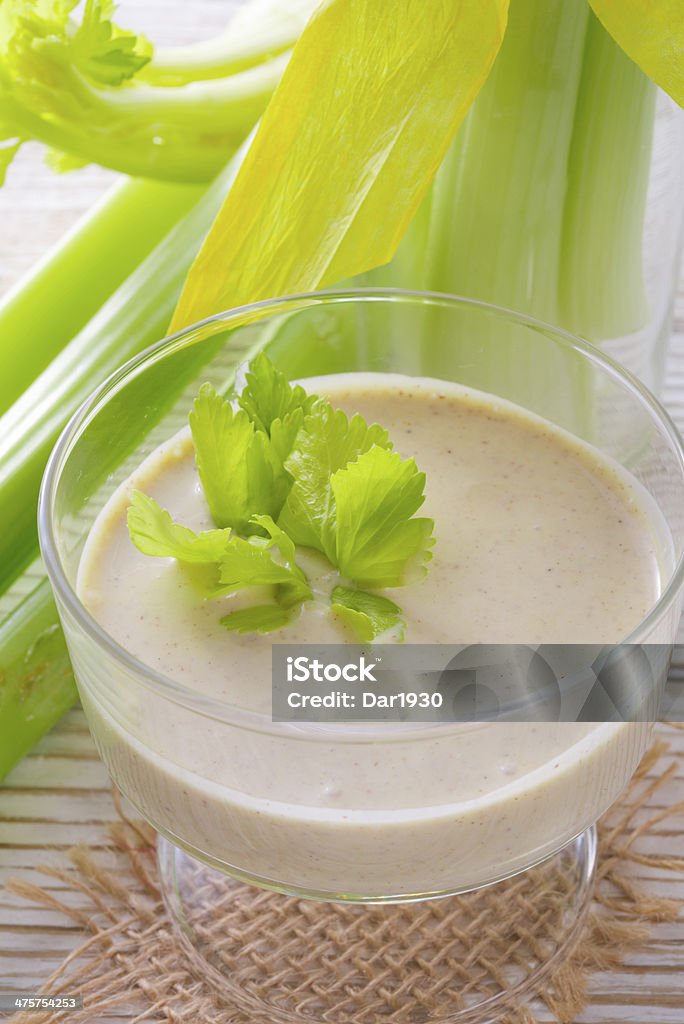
190, 365, 318, 532
331, 447, 434, 587
128, 354, 435, 638
251, 514, 301, 574
189, 383, 281, 534
218, 521, 312, 609
278, 401, 390, 560
127, 491, 231, 563
238, 352, 315, 435
331, 586, 404, 642
220, 604, 296, 634
238, 353, 317, 509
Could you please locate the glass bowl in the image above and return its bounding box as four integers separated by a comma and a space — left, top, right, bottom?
38, 290, 684, 1020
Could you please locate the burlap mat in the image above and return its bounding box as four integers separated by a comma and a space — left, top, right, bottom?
7, 727, 684, 1024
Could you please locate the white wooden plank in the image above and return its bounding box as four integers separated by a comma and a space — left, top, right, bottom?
0, 906, 94, 929
0, 931, 87, 954
2, 758, 110, 791
0, 848, 110, 870
28, 733, 100, 758
0, 823, 120, 846
0, 792, 122, 824
576, 1009, 684, 1024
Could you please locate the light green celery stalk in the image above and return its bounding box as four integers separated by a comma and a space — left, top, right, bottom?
361, 0, 659, 433
140, 0, 319, 85
0, 56, 287, 182
0, 176, 206, 415
559, 12, 656, 340
417, 0, 589, 323
0, 576, 75, 779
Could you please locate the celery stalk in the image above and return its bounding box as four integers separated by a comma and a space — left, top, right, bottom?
364, 0, 658, 427
141, 0, 319, 85
419, 0, 589, 323
0, 572, 76, 780
559, 13, 657, 340
143, 36, 292, 86
0, 162, 237, 594
0, 152, 251, 780
0, 176, 206, 416
1, 55, 287, 183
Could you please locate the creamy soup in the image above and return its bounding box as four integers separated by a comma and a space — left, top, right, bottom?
74, 374, 662, 896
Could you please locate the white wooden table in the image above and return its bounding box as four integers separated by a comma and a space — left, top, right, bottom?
1, 5, 684, 1017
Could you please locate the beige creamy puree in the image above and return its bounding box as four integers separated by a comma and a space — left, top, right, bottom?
76, 374, 661, 897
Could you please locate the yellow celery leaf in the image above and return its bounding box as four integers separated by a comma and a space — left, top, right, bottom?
170, 0, 509, 331
588, 0, 684, 106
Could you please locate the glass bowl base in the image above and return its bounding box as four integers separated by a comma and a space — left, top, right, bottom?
158, 827, 597, 1024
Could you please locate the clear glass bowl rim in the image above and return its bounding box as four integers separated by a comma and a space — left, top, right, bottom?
38, 287, 684, 730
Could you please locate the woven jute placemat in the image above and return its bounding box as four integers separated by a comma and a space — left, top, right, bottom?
8, 728, 684, 1024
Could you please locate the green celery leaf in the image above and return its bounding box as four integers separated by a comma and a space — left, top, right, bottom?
189, 382, 280, 533
54, 0, 152, 87
170, 0, 509, 329
331, 446, 434, 587
221, 604, 295, 633
218, 535, 299, 589
588, 1, 684, 106
127, 490, 231, 563
278, 399, 390, 560
331, 585, 404, 641
265, 409, 307, 514
218, 530, 312, 608
250, 513, 312, 606
238, 351, 315, 434
238, 352, 317, 510
126, 355, 435, 639
1, 0, 151, 88
250, 513, 298, 570
269, 409, 306, 478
